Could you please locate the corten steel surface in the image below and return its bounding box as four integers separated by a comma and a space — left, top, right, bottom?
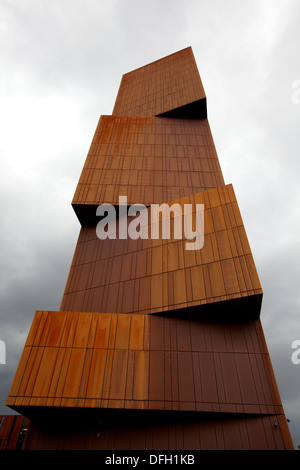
7, 311, 283, 414
0, 415, 29, 450
112, 47, 207, 118
64, 185, 262, 318
72, 116, 224, 225
6, 47, 294, 450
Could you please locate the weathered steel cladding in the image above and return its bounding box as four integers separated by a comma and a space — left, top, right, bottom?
64, 185, 262, 317
112, 47, 206, 118
6, 46, 293, 450
72, 115, 224, 225
7, 310, 282, 415
0, 415, 29, 450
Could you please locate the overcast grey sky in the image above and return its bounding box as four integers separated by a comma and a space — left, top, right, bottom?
1, 0, 300, 448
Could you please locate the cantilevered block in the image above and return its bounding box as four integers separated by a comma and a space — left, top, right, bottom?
7, 310, 282, 417
63, 184, 262, 320
112, 47, 207, 118
72, 115, 224, 225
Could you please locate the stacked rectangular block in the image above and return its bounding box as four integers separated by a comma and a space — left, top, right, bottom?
8, 311, 282, 414
6, 47, 294, 450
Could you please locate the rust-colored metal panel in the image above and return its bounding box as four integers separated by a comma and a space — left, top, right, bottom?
7, 311, 287, 419
0, 415, 29, 450
62, 185, 263, 319
112, 47, 206, 118
72, 116, 224, 225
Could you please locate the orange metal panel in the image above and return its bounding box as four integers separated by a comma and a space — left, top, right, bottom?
7, 313, 287, 418
85, 349, 107, 399
62, 185, 263, 319
31, 347, 59, 397
112, 48, 206, 118
72, 115, 224, 223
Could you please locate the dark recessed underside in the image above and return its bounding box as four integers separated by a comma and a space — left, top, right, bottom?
157, 98, 207, 119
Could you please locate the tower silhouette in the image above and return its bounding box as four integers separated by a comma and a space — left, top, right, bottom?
7, 47, 294, 450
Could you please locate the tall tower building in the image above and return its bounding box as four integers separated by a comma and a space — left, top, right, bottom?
6, 47, 294, 450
